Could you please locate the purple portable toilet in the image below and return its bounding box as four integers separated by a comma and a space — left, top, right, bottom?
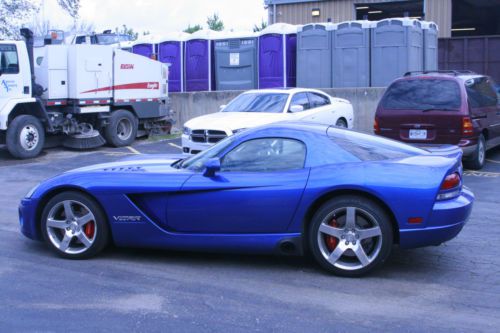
258, 23, 298, 89
131, 36, 157, 59
158, 32, 189, 92
184, 30, 222, 91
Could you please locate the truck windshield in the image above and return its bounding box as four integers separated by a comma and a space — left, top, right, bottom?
95, 34, 132, 45
382, 79, 461, 110
0, 44, 19, 74
222, 93, 288, 113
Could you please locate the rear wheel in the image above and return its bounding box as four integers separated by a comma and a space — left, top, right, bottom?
464, 134, 486, 170
104, 110, 138, 147
308, 196, 393, 277
6, 115, 45, 159
41, 191, 109, 259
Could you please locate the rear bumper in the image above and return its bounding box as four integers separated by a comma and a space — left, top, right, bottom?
399, 187, 474, 248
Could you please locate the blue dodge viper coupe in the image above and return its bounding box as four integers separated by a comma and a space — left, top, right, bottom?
19, 122, 474, 276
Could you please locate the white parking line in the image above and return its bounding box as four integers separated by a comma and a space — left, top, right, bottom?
168, 143, 182, 150
126, 146, 141, 154
486, 159, 500, 164
464, 170, 500, 177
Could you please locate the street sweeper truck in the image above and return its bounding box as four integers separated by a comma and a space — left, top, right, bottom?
0, 29, 169, 159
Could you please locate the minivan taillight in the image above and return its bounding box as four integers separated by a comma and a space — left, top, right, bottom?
437, 172, 461, 200
462, 117, 473, 136
374, 117, 380, 134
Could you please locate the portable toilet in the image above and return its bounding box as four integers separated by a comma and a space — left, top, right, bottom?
332, 20, 373, 88
214, 31, 258, 91
258, 23, 298, 89
422, 21, 438, 71
184, 30, 222, 92
296, 23, 335, 88
131, 37, 156, 59
158, 32, 189, 92
371, 18, 423, 86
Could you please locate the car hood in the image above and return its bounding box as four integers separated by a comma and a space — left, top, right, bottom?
67, 154, 185, 174
184, 111, 286, 132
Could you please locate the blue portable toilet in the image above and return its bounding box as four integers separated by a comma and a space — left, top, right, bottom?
258, 23, 298, 89
158, 32, 189, 92
296, 23, 335, 88
214, 30, 258, 91
371, 18, 423, 87
331, 20, 373, 88
184, 30, 222, 92
131, 37, 157, 59
422, 21, 439, 71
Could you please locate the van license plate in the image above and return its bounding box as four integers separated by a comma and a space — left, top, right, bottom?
409, 129, 427, 139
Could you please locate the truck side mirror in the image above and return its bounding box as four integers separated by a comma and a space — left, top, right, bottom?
203, 158, 221, 177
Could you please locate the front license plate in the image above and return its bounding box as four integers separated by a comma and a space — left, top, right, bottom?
409, 129, 427, 139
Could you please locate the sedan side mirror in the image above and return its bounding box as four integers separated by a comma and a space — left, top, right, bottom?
289, 104, 304, 113
219, 104, 227, 111
203, 158, 221, 177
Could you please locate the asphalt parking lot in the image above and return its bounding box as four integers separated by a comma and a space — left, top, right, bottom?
0, 139, 499, 332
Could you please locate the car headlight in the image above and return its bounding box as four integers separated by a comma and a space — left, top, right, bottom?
25, 183, 40, 198
232, 128, 247, 134
183, 127, 191, 135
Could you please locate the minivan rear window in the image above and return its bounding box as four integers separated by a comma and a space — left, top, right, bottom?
382, 79, 461, 110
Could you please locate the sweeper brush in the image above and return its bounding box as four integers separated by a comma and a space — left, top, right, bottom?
63, 130, 106, 150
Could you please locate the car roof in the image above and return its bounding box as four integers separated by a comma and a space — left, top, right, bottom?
241, 88, 330, 95
398, 71, 487, 82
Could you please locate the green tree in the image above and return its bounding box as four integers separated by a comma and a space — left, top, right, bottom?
115, 24, 138, 40
184, 24, 203, 34
0, 0, 39, 39
207, 13, 224, 31
253, 20, 268, 32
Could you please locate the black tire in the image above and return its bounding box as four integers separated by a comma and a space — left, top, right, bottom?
40, 191, 109, 259
104, 110, 138, 147
335, 118, 348, 128
308, 196, 393, 277
6, 115, 45, 159
464, 134, 486, 170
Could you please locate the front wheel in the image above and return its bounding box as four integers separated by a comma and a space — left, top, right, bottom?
308, 196, 393, 277
41, 191, 109, 259
6, 115, 45, 159
104, 110, 138, 147
335, 118, 348, 128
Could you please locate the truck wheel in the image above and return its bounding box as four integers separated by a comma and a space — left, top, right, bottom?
6, 115, 45, 159
104, 110, 138, 147
464, 134, 486, 170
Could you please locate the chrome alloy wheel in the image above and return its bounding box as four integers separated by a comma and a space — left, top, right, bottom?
317, 207, 383, 271
19, 125, 40, 151
478, 139, 485, 165
45, 200, 97, 255
116, 118, 133, 141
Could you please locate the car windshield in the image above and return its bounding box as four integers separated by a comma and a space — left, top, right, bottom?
95, 34, 132, 45
222, 93, 288, 113
175, 135, 237, 171
382, 79, 461, 110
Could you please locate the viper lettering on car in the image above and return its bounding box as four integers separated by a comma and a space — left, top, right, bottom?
112, 215, 142, 222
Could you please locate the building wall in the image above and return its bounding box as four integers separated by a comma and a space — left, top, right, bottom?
268, 0, 452, 37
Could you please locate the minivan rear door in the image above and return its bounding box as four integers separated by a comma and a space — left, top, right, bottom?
376, 78, 464, 145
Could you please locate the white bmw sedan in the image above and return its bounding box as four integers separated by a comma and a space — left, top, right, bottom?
182, 88, 354, 154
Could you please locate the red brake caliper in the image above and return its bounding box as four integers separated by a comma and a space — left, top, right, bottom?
84, 221, 95, 238
325, 218, 339, 251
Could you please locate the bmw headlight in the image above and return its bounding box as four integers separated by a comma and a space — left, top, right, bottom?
183, 127, 192, 135
232, 128, 247, 134
25, 183, 40, 198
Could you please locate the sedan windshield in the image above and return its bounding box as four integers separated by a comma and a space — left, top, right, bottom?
222, 93, 288, 113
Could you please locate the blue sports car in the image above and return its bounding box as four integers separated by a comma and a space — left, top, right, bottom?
19, 122, 474, 276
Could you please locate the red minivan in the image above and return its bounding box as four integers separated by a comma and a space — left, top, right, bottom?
375, 71, 500, 169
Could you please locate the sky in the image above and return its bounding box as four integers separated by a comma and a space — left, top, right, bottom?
37, 0, 268, 37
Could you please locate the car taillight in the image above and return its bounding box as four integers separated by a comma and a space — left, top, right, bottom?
437, 172, 461, 200
462, 117, 473, 136
374, 117, 380, 134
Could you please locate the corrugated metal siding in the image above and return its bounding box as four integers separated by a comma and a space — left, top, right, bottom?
425, 0, 451, 38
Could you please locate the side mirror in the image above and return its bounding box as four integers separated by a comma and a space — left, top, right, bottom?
289, 104, 304, 113
219, 104, 227, 111
203, 158, 221, 177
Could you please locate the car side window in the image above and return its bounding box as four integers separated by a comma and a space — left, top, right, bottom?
308, 92, 331, 108
289, 93, 310, 112
0, 44, 19, 74
221, 138, 306, 172
466, 77, 498, 108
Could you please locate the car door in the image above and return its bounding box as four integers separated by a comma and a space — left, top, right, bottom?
166, 137, 310, 234
303, 92, 334, 124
